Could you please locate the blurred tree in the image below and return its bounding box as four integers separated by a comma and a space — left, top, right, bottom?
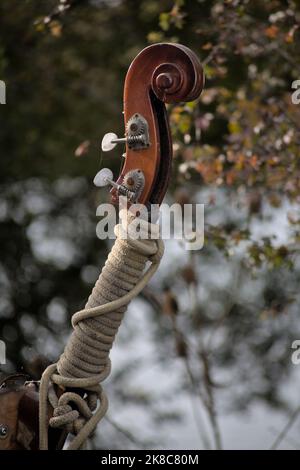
0, 0, 300, 450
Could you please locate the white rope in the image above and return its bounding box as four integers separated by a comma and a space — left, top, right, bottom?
39, 210, 164, 450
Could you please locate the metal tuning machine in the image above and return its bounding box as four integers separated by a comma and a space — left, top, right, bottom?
94, 168, 145, 202
101, 113, 150, 152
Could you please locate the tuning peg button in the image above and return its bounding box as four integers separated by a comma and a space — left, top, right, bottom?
101, 132, 132, 152
101, 133, 119, 152
93, 168, 136, 200
93, 168, 114, 187
101, 114, 150, 153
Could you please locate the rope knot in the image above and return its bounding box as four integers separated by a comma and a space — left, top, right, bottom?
50, 404, 79, 429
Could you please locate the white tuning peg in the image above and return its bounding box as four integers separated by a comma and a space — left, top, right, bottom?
101, 114, 150, 153
93, 168, 114, 187
93, 168, 137, 200
101, 132, 129, 152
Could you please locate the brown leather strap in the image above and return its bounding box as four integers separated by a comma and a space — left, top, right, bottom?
0, 376, 64, 450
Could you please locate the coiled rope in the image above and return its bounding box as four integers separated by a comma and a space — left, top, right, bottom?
39, 210, 164, 450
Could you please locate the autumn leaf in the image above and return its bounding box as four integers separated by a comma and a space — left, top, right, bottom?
228, 120, 242, 134
249, 154, 259, 170
159, 12, 171, 31
75, 140, 90, 158
225, 170, 236, 186
202, 42, 213, 50
285, 25, 298, 43
49, 20, 62, 37
264, 25, 279, 39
